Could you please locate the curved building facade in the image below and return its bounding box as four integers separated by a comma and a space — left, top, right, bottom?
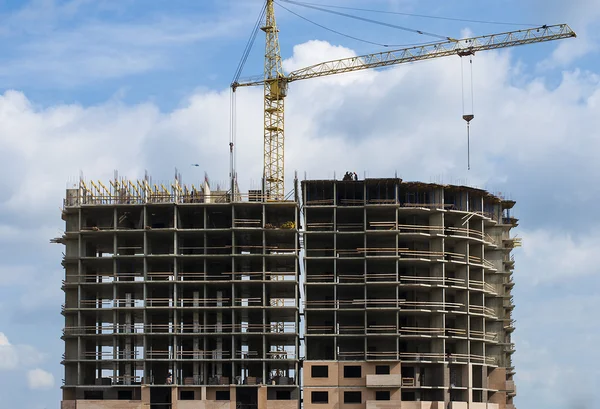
302, 178, 518, 409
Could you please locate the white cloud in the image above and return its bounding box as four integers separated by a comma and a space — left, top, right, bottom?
541, 31, 596, 69
0, 333, 19, 370
284, 40, 357, 72
0, 332, 45, 370
514, 294, 600, 408
534, 0, 600, 66
27, 368, 54, 390
518, 228, 600, 285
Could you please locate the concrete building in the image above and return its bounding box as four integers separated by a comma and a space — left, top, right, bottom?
58, 175, 301, 409
58, 176, 518, 409
302, 179, 518, 409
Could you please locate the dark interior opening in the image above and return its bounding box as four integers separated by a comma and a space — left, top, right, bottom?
401, 391, 416, 401
150, 388, 172, 409
118, 390, 133, 400
344, 365, 361, 378
276, 390, 292, 400
180, 391, 195, 400
84, 390, 103, 400
376, 391, 390, 401
237, 387, 257, 409
311, 365, 329, 378
344, 391, 361, 404
375, 365, 390, 375
216, 391, 231, 401
311, 391, 328, 404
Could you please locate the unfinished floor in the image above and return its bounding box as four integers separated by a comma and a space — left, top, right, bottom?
58, 176, 519, 409
58, 176, 300, 409
302, 179, 518, 409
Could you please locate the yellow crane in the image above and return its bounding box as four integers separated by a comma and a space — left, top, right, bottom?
232, 0, 576, 200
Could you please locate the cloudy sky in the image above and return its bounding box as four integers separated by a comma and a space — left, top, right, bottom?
0, 0, 599, 408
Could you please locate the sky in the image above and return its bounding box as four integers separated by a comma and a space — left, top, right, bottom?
0, 0, 599, 408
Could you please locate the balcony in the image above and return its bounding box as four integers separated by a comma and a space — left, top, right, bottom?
503, 298, 515, 310
503, 255, 516, 266
503, 237, 522, 249
366, 374, 402, 387
469, 330, 498, 342
505, 380, 517, 396
504, 278, 515, 289
469, 279, 498, 295
502, 217, 519, 226
504, 319, 516, 332
468, 305, 497, 318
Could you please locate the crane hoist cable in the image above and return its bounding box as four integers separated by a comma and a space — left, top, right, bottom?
232, 2, 267, 84
461, 55, 475, 170
230, 2, 267, 193
280, 0, 541, 27
279, 0, 456, 41
276, 1, 437, 48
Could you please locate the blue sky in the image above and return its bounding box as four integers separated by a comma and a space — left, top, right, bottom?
0, 0, 599, 408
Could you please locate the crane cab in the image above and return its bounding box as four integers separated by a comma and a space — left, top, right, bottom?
267, 77, 288, 100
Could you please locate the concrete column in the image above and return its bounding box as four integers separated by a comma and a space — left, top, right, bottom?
216, 290, 223, 376
125, 292, 133, 384
194, 290, 200, 382
171, 387, 178, 409
141, 386, 150, 406
258, 385, 268, 409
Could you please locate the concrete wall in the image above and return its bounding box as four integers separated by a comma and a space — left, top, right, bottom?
173, 400, 206, 409
364, 389, 400, 401
304, 361, 401, 388
338, 388, 366, 409
61, 401, 76, 409
304, 387, 340, 409
205, 387, 233, 400
304, 362, 340, 387
178, 402, 206, 409
365, 401, 399, 409
205, 401, 232, 409
487, 368, 506, 391
266, 401, 298, 409
470, 403, 499, 409
76, 401, 144, 409
177, 387, 202, 400
488, 392, 506, 409
338, 363, 365, 387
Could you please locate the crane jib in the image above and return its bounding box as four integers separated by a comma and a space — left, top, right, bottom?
233, 24, 575, 89
232, 2, 575, 200
286, 24, 575, 82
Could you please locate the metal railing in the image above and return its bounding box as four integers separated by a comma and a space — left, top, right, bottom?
468, 305, 497, 318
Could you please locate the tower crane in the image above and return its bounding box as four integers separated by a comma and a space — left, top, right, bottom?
232, 0, 576, 200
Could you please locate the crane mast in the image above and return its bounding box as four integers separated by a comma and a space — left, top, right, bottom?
262, 0, 287, 200
233, 0, 576, 200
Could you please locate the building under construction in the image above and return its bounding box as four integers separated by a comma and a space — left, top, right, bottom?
58, 175, 519, 409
